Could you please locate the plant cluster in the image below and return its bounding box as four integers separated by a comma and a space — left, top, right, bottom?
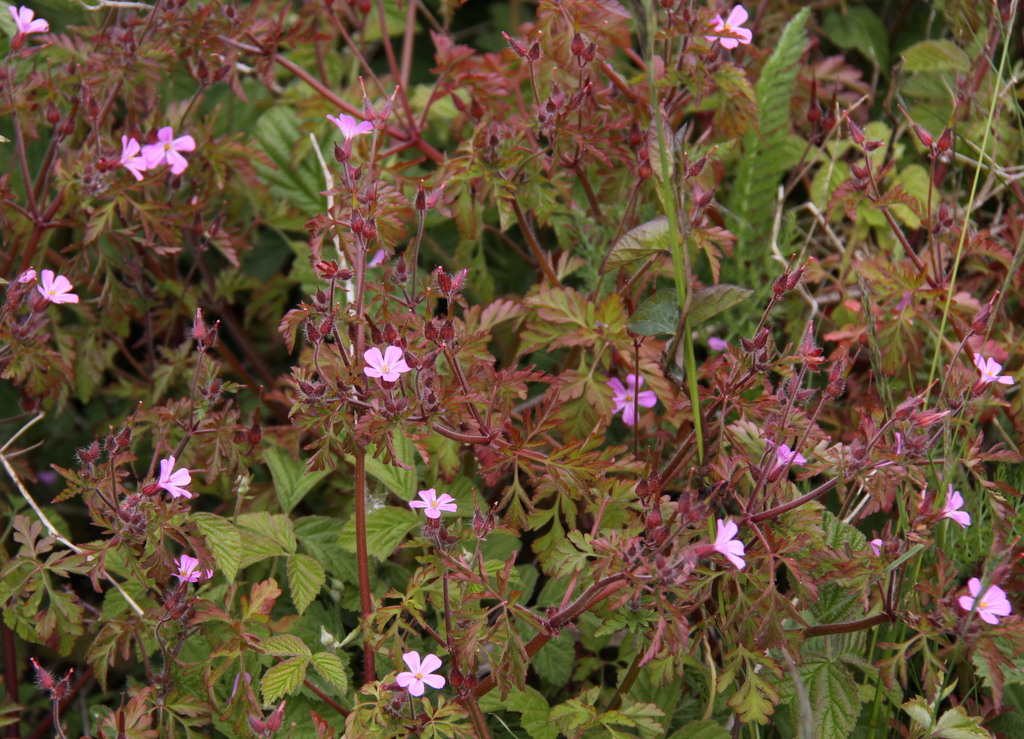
1, 0, 1023, 738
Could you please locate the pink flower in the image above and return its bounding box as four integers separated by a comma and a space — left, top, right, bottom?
869, 539, 883, 556
772, 443, 806, 472
174, 554, 213, 583
142, 127, 196, 175
9, 6, 48, 37
711, 519, 745, 570
17, 269, 36, 283
363, 346, 411, 382
157, 456, 192, 499
940, 485, 970, 528
708, 337, 729, 351
395, 651, 445, 696
974, 355, 1014, 386
409, 488, 458, 519
326, 113, 374, 139
607, 374, 657, 425
37, 270, 79, 304
959, 578, 1012, 625
119, 136, 149, 181
368, 249, 387, 267
705, 5, 752, 49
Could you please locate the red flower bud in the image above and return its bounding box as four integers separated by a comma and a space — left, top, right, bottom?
936, 127, 953, 153
844, 112, 864, 144
502, 32, 528, 57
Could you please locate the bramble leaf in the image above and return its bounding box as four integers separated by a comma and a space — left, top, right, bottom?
260, 656, 309, 704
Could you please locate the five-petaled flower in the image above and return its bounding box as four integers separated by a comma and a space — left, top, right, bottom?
327, 113, 374, 139
364, 346, 411, 382
157, 456, 193, 499
9, 6, 48, 38
940, 485, 970, 528
959, 577, 1012, 625
974, 355, 1014, 386
119, 136, 149, 181
396, 651, 445, 697
772, 443, 806, 472
38, 270, 79, 304
409, 488, 458, 519
711, 519, 746, 570
607, 374, 657, 425
142, 127, 196, 175
174, 554, 213, 583
706, 5, 752, 49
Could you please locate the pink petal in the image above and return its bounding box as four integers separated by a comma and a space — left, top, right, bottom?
726, 5, 749, 26
173, 135, 196, 152
406, 679, 425, 696
157, 127, 175, 144
421, 673, 446, 689
734, 27, 753, 44
606, 378, 626, 396
395, 672, 415, 688
402, 651, 422, 673
968, 578, 982, 598
636, 390, 658, 408
167, 150, 189, 175
720, 36, 739, 49
419, 653, 442, 674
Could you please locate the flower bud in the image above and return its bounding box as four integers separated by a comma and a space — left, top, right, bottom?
502, 32, 528, 57
570, 32, 585, 58
972, 294, 997, 334
46, 102, 60, 125
362, 218, 376, 241
248, 715, 267, 735
844, 113, 865, 145
266, 701, 286, 733
936, 127, 953, 153
528, 41, 541, 61
628, 121, 643, 150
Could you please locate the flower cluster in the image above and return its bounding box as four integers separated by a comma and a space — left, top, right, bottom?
119, 127, 196, 180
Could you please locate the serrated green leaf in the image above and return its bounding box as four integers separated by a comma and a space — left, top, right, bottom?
262, 634, 312, 658
796, 658, 862, 739
533, 631, 574, 688
338, 506, 419, 560
294, 516, 359, 583
903, 696, 934, 729
933, 705, 991, 739
264, 446, 330, 514
287, 554, 325, 615
600, 217, 672, 274
237, 530, 286, 569
260, 656, 309, 703
628, 284, 754, 336
192, 513, 242, 581
252, 107, 324, 215
238, 512, 297, 553
479, 686, 557, 739
345, 435, 418, 501
901, 40, 971, 73
310, 652, 349, 695
667, 720, 730, 739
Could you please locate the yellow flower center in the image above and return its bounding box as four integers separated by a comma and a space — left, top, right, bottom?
164, 142, 173, 151
380, 363, 390, 373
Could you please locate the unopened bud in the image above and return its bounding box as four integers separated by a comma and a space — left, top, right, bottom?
502, 32, 528, 57
570, 32, 585, 58
972, 294, 997, 334
936, 127, 953, 153
844, 113, 865, 144
46, 102, 60, 125
266, 702, 286, 733
528, 41, 541, 61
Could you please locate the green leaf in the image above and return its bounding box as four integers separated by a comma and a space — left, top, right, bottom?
237, 530, 287, 569
238, 512, 297, 553
264, 446, 330, 514
667, 720, 731, 739
628, 284, 754, 336
260, 656, 309, 704
338, 507, 419, 560
600, 217, 672, 274
821, 6, 889, 69
479, 686, 556, 739
901, 40, 971, 73
262, 634, 312, 658
310, 652, 349, 695
252, 107, 325, 215
794, 658, 862, 739
0, 3, 18, 38
933, 705, 991, 739
727, 8, 809, 271
287, 554, 325, 615
628, 289, 679, 336
533, 631, 574, 688
191, 513, 242, 582
345, 435, 418, 501
903, 696, 934, 730
294, 516, 359, 583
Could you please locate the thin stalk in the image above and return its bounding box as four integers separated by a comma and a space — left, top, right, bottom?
510, 196, 561, 286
